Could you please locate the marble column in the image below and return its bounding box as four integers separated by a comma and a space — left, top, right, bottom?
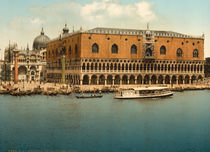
61, 55, 66, 84
14, 50, 19, 84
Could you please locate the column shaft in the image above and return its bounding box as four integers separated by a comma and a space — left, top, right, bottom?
14, 53, 18, 84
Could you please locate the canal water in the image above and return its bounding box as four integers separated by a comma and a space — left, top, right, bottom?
0, 90, 210, 152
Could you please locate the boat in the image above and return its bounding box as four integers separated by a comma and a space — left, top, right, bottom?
76, 94, 103, 99
114, 87, 173, 99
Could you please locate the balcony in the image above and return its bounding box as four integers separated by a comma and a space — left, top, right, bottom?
144, 56, 155, 60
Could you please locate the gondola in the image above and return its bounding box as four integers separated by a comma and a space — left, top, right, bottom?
76, 94, 103, 99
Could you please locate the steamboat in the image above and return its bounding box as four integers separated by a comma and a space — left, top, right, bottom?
114, 87, 173, 99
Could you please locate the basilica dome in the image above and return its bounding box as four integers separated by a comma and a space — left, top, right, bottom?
33, 28, 50, 50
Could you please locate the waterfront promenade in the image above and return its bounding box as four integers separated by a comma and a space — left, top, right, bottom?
0, 78, 210, 95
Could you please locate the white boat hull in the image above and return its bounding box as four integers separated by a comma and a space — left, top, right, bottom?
114, 92, 173, 99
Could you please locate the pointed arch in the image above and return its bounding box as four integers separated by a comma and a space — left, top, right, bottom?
151, 75, 157, 84
144, 75, 150, 84
83, 75, 89, 85
193, 49, 199, 58
137, 75, 142, 84
131, 44, 137, 54
165, 75, 170, 84
122, 75, 128, 84
177, 48, 183, 57
111, 44, 118, 54
99, 75, 105, 85
129, 75, 135, 84
91, 75, 97, 85
114, 75, 120, 85
160, 45, 166, 55
92, 43, 99, 53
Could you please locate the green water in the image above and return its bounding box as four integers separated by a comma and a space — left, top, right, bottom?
0, 90, 210, 152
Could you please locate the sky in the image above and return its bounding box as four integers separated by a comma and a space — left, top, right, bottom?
0, 0, 210, 58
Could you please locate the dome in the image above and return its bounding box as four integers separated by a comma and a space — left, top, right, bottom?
33, 28, 50, 50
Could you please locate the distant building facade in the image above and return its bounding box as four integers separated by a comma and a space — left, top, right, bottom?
46, 24, 205, 85
205, 57, 210, 77
0, 59, 3, 81
1, 28, 50, 82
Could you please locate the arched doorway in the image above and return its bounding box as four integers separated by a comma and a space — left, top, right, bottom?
198, 75, 203, 82
185, 75, 190, 84
18, 66, 27, 82
151, 75, 157, 84
83, 75, 89, 85
178, 75, 183, 84
99, 75, 105, 85
122, 75, 128, 85
129, 75, 135, 84
107, 75, 113, 85
114, 75, 120, 85
172, 75, 177, 84
158, 75, 164, 84
165, 75, 170, 84
144, 75, 150, 84
191, 75, 196, 84
137, 75, 142, 84
91, 75, 97, 85
30, 66, 36, 81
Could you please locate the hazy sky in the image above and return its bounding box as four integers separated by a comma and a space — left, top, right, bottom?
0, 0, 210, 58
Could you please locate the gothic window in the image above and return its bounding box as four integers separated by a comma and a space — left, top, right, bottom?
82, 63, 85, 70
146, 48, 152, 56
193, 49, 199, 58
177, 48, 183, 57
131, 45, 137, 54
111, 44, 118, 54
160, 45, 166, 55
92, 43, 99, 53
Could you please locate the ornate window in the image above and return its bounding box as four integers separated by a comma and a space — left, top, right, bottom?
177, 48, 183, 57
160, 46, 166, 55
193, 49, 199, 58
92, 43, 99, 53
146, 48, 152, 56
111, 44, 118, 54
131, 45, 137, 54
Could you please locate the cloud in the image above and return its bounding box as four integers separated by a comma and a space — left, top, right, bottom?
0, 0, 157, 57
0, 0, 209, 58
136, 1, 156, 21
81, 0, 156, 22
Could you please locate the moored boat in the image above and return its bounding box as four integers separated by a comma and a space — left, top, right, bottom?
76, 94, 103, 99
114, 87, 173, 99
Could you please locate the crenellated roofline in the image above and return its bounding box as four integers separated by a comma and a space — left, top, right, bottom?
48, 27, 204, 43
